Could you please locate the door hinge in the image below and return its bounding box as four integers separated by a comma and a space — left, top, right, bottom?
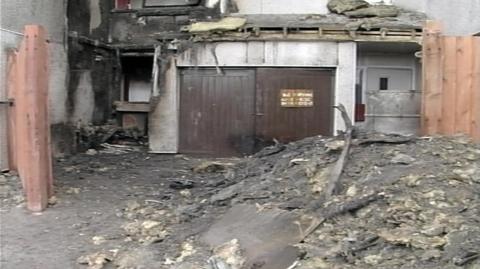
0, 99, 14, 106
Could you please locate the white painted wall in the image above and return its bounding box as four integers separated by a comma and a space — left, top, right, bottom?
177, 41, 339, 67
151, 41, 357, 153
233, 0, 329, 14
128, 81, 151, 102
149, 61, 179, 153
394, 0, 480, 35
335, 42, 357, 132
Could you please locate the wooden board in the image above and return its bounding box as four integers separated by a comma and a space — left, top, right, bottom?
473, 38, 480, 142
422, 22, 480, 141
441, 37, 457, 135
421, 21, 443, 135
455, 37, 474, 135
8, 25, 54, 212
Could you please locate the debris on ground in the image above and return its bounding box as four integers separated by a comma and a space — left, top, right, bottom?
327, 0, 369, 14
114, 247, 164, 269
207, 239, 246, 269
77, 250, 117, 269
77, 121, 146, 153
192, 161, 235, 174
328, 0, 399, 18
345, 4, 399, 18
6, 130, 477, 269
98, 143, 142, 155
173, 133, 480, 268
202, 204, 319, 269
122, 219, 170, 244
0, 173, 24, 208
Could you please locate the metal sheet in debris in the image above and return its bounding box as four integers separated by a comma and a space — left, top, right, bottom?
202, 204, 319, 269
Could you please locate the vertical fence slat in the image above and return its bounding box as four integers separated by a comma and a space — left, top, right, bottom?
422, 21, 443, 135
455, 37, 474, 135
473, 37, 480, 142
14, 26, 53, 212
441, 37, 458, 135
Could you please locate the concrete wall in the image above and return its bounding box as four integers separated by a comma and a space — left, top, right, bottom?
150, 41, 357, 153
394, 0, 480, 35
0, 0, 68, 168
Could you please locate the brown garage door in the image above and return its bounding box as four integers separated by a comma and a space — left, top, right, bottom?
179, 69, 256, 156
256, 68, 334, 142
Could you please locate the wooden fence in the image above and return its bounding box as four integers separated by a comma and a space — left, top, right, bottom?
422, 22, 480, 142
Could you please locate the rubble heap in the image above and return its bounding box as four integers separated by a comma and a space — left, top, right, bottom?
73, 133, 480, 269
190, 134, 480, 268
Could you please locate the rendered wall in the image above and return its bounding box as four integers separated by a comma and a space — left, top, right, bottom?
233, 0, 329, 14
0, 0, 68, 168
150, 41, 357, 153
394, 0, 480, 35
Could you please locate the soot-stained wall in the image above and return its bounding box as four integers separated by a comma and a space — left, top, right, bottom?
68, 0, 119, 128
67, 0, 223, 126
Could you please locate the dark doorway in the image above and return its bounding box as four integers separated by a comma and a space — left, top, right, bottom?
121, 56, 153, 102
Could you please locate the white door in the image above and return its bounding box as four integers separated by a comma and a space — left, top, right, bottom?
364, 67, 421, 135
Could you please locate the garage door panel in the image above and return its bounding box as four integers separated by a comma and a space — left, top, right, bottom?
179, 69, 256, 156
256, 68, 334, 142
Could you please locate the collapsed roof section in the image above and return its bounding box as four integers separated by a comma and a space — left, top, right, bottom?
185, 0, 426, 43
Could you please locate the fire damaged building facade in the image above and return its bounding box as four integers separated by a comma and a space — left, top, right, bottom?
1, 1, 480, 267
66, 0, 432, 156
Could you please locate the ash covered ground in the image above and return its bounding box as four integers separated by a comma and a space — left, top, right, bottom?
1, 134, 479, 269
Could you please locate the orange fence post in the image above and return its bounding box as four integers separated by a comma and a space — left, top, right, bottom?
421, 21, 443, 135
440, 37, 457, 135
473, 38, 480, 142
455, 37, 474, 135
9, 25, 54, 212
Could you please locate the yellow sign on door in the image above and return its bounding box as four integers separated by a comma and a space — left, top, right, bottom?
280, 89, 314, 107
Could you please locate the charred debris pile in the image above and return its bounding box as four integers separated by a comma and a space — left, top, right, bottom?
183, 132, 480, 268
76, 132, 480, 269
